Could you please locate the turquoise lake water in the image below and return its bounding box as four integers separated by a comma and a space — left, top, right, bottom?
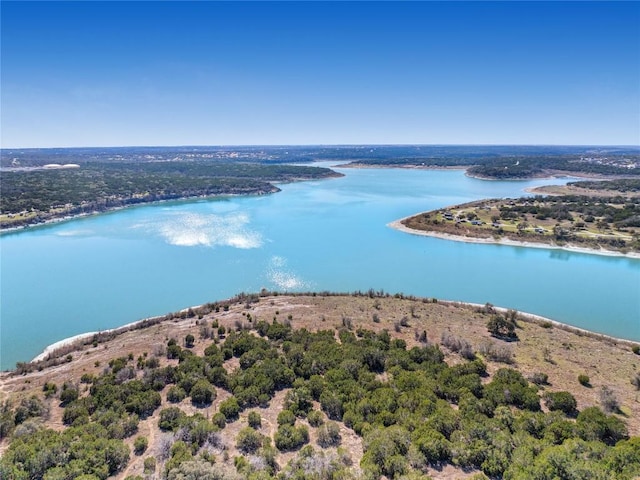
1, 166, 639, 369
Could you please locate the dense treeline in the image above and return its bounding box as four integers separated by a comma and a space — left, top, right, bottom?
466, 156, 640, 179
1, 313, 638, 479
0, 162, 339, 228
404, 193, 640, 253
568, 178, 640, 192
345, 152, 639, 179
500, 195, 640, 228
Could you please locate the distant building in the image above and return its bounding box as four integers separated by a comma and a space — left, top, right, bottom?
43, 163, 80, 169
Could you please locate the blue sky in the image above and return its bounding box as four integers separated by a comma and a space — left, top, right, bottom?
1, 1, 639, 148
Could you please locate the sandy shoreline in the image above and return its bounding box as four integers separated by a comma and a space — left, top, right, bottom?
30, 301, 211, 364
388, 217, 640, 259
30, 318, 165, 363
451, 301, 639, 346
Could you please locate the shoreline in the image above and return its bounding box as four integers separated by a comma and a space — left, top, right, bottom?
447, 300, 640, 347
1, 171, 345, 234
28, 292, 639, 370
464, 169, 637, 182
30, 317, 164, 363
341, 163, 625, 182
0, 190, 279, 235
340, 163, 468, 171
388, 217, 640, 259
525, 184, 640, 199
30, 300, 211, 365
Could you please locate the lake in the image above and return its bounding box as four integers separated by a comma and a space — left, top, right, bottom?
1, 166, 639, 369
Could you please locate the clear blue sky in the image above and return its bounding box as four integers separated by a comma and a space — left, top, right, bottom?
1, 1, 639, 148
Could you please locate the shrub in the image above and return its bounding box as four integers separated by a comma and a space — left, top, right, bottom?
578, 374, 590, 387
190, 379, 216, 407
274, 424, 309, 451
13, 396, 48, 425
80, 373, 96, 384
277, 409, 296, 426
544, 391, 577, 416
236, 427, 264, 454
184, 334, 195, 348
134, 436, 148, 455
159, 407, 185, 431
62, 404, 89, 426
414, 428, 451, 464
167, 344, 182, 359
59, 385, 79, 406
441, 332, 475, 359
212, 412, 226, 429
599, 386, 620, 413
219, 397, 240, 421
577, 406, 628, 445
143, 457, 156, 474
167, 386, 186, 403
307, 409, 324, 427
247, 411, 261, 429
485, 368, 540, 411
166, 459, 234, 480
486, 314, 517, 340
317, 421, 341, 447
477, 340, 513, 364
42, 382, 58, 398
529, 372, 549, 386
320, 391, 344, 420
632, 345, 640, 355
632, 372, 640, 391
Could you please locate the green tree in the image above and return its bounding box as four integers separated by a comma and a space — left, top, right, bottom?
236, 427, 264, 454
133, 436, 148, 455
486, 315, 517, 340
544, 391, 578, 416
190, 380, 215, 407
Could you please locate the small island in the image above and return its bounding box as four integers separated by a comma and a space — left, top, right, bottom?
394, 188, 640, 256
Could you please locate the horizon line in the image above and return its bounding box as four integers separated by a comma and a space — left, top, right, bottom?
3, 143, 640, 151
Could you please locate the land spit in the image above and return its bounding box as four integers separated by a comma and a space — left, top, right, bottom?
1, 293, 639, 478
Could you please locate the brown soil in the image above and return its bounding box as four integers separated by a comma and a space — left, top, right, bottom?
1, 294, 639, 479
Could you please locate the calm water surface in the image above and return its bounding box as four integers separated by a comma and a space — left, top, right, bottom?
1, 167, 639, 369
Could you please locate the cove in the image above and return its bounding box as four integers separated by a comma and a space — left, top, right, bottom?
1, 166, 639, 370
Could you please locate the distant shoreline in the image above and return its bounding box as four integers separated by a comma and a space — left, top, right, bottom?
341, 162, 627, 182
0, 190, 277, 234
340, 163, 468, 171
0, 170, 344, 235
388, 217, 640, 259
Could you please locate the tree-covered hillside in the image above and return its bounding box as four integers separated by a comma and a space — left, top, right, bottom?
0, 163, 340, 229
1, 293, 639, 480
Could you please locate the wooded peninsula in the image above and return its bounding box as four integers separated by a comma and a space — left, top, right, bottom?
398, 181, 640, 255
0, 162, 341, 230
